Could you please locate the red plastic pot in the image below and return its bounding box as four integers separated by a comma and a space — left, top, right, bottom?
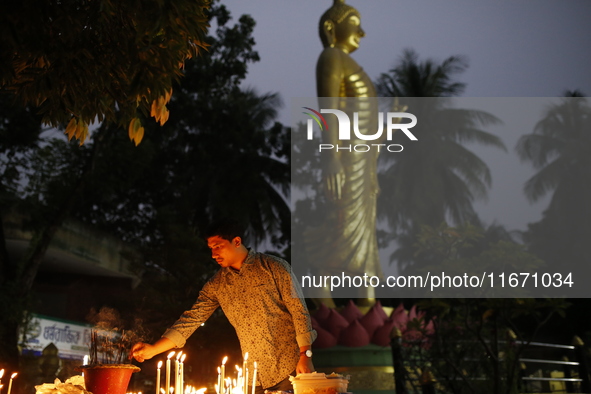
78, 364, 141, 394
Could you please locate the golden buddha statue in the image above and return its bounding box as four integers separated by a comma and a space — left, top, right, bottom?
305, 0, 383, 307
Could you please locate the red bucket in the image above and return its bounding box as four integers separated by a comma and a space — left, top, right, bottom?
78, 364, 141, 394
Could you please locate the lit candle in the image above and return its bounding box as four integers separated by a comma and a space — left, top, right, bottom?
251, 362, 257, 394
0, 369, 4, 394
7, 373, 16, 394
242, 353, 248, 394
244, 367, 249, 394
166, 351, 175, 394
234, 366, 241, 394
175, 352, 182, 394
220, 356, 228, 394
156, 361, 163, 394
216, 367, 221, 394
180, 354, 186, 394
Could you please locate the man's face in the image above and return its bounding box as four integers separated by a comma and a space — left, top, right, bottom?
334, 14, 364, 54
207, 235, 242, 268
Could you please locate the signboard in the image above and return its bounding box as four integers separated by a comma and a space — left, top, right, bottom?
20, 313, 92, 360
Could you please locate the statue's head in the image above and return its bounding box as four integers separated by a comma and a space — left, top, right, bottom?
319, 0, 364, 52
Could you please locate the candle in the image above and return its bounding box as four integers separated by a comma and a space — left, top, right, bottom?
156, 361, 162, 394
234, 366, 241, 394
251, 362, 257, 394
0, 369, 4, 394
216, 367, 221, 394
180, 354, 186, 394
7, 373, 16, 394
242, 353, 248, 394
175, 352, 182, 394
244, 367, 249, 394
220, 356, 228, 394
166, 351, 175, 394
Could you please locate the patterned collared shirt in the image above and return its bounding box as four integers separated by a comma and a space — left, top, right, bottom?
162, 250, 317, 388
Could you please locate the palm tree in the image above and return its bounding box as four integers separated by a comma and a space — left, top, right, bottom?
517, 91, 591, 269
375, 50, 505, 228
376, 49, 468, 98
374, 49, 506, 272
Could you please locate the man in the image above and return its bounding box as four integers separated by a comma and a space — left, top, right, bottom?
131, 219, 316, 393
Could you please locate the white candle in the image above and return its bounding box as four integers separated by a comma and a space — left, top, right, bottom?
156, 361, 163, 394
251, 362, 257, 394
166, 352, 175, 394
244, 367, 249, 394
242, 353, 248, 394
234, 366, 241, 394
175, 352, 182, 394
217, 367, 221, 394
180, 354, 186, 394
220, 356, 228, 394
7, 373, 16, 394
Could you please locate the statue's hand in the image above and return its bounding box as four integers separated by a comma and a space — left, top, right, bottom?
323, 157, 345, 201
371, 171, 380, 196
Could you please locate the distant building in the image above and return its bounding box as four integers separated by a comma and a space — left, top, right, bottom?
5, 212, 140, 358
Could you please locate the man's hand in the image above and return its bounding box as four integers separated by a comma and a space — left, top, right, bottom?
130, 337, 177, 363
130, 342, 155, 363
296, 355, 314, 374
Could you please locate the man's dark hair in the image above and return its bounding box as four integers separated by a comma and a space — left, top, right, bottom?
204, 218, 245, 241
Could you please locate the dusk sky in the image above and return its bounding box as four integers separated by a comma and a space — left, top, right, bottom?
219, 0, 591, 240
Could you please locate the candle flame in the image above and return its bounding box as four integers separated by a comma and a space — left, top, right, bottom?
217, 367, 221, 373
10, 373, 17, 379
176, 352, 182, 361
244, 353, 248, 361
254, 362, 257, 368
168, 351, 176, 359
161, 389, 166, 394
222, 356, 228, 365
158, 361, 163, 369
180, 354, 186, 363
0, 369, 4, 378
197, 389, 206, 394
